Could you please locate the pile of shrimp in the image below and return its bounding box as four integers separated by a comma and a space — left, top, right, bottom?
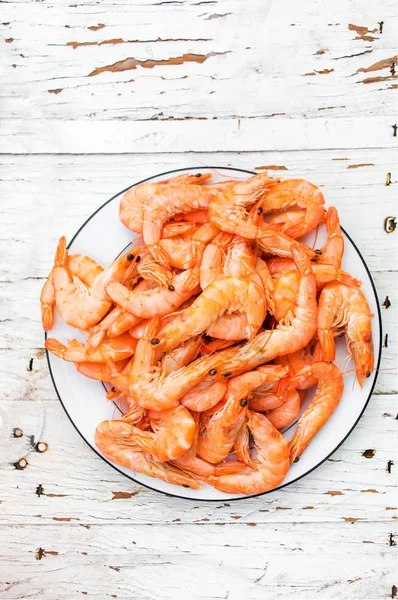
42, 171, 374, 495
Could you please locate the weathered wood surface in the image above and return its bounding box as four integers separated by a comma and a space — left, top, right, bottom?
0, 0, 397, 598
1, 0, 397, 123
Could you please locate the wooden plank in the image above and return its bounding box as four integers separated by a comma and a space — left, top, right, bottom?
0, 395, 396, 526
0, 522, 395, 600
1, 117, 396, 154
1, 150, 396, 391
1, 0, 396, 124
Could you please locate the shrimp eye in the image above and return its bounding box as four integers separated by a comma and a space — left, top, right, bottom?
240, 398, 248, 407
127, 253, 134, 261
223, 371, 232, 377
209, 368, 217, 376
366, 370, 371, 378
195, 173, 202, 177
150, 338, 160, 345
136, 255, 141, 263
314, 249, 322, 255
111, 387, 116, 392
168, 285, 175, 291
257, 207, 263, 215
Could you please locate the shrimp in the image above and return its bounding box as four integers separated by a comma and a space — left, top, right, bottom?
258, 179, 325, 239
314, 206, 344, 268
50, 237, 136, 330
128, 318, 233, 411
119, 172, 212, 233
274, 343, 321, 389
136, 253, 173, 287
208, 172, 277, 238
121, 176, 217, 264
288, 363, 344, 461
233, 419, 253, 467
317, 283, 374, 386
106, 269, 200, 319
96, 408, 195, 463
161, 336, 201, 376
40, 253, 104, 331
268, 260, 361, 324
206, 412, 290, 495
181, 379, 228, 412
45, 332, 137, 363
173, 412, 245, 477
266, 388, 302, 430
267, 209, 324, 237
267, 257, 361, 289
194, 244, 317, 379
197, 365, 287, 464
199, 232, 235, 289
95, 422, 200, 489
106, 280, 155, 339
158, 276, 266, 352
159, 231, 196, 270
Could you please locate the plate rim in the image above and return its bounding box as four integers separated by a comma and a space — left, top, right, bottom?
45, 165, 383, 502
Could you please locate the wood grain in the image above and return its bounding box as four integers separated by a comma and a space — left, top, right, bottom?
0, 0, 397, 597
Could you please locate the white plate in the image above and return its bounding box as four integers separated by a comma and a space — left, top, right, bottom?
46, 167, 382, 501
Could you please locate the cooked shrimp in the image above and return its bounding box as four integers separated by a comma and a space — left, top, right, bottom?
314, 206, 344, 268
266, 388, 301, 430
128, 318, 233, 410
173, 412, 245, 476
258, 179, 325, 239
121, 176, 217, 265
136, 253, 173, 287
40, 252, 104, 332
317, 283, 374, 386
208, 172, 277, 238
289, 363, 344, 461
206, 411, 290, 495
50, 237, 137, 330
86, 307, 125, 348
45, 332, 137, 363
274, 343, 321, 389
199, 232, 235, 289
233, 419, 253, 467
106, 269, 200, 319
161, 336, 201, 376
197, 244, 317, 379
181, 379, 228, 412
95, 422, 200, 489
159, 231, 196, 270
267, 209, 325, 238
268, 259, 360, 324
267, 257, 361, 289
197, 365, 286, 464
158, 276, 266, 352
119, 172, 212, 234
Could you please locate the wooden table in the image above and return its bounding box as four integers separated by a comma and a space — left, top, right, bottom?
1, 2, 397, 598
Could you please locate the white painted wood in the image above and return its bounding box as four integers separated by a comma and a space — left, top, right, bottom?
0, 522, 396, 600
1, 0, 396, 122
1, 116, 396, 153
0, 0, 397, 595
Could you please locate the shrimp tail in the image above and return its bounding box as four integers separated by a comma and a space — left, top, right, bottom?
336, 270, 362, 288
41, 305, 54, 332
45, 338, 67, 359
54, 236, 68, 267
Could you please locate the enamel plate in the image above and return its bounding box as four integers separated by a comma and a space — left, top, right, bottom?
46, 167, 382, 500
